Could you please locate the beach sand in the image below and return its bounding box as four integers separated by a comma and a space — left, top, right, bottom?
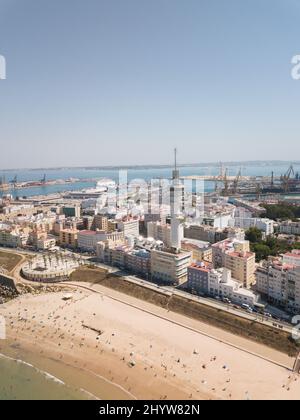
1, 285, 300, 400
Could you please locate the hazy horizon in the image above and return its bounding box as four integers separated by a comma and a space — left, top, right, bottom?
0, 0, 300, 168
1, 159, 300, 172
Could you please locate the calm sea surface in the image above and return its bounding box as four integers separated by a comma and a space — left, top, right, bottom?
2, 163, 300, 198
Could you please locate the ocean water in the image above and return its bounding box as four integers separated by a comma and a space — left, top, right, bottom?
0, 354, 89, 400
1, 163, 300, 198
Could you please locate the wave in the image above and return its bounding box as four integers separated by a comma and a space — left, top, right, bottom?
0, 352, 65, 386
79, 388, 100, 401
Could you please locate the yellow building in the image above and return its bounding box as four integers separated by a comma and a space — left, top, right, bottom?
224, 250, 256, 288
212, 239, 255, 288
59, 229, 78, 248
92, 215, 108, 232
181, 239, 212, 263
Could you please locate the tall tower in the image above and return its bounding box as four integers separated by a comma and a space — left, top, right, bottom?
170, 148, 185, 250
172, 148, 180, 181
170, 148, 184, 218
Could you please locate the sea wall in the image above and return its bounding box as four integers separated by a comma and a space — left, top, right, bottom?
0, 274, 18, 292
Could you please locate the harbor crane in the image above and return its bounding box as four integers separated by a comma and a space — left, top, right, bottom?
232, 168, 242, 194
9, 175, 17, 187
281, 165, 295, 193
255, 182, 262, 201
222, 168, 229, 196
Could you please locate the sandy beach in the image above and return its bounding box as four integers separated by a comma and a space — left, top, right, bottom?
1, 284, 300, 400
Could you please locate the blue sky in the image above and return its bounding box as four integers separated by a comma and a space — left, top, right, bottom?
0, 0, 299, 169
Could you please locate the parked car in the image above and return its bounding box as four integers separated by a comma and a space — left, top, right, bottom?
222, 298, 231, 304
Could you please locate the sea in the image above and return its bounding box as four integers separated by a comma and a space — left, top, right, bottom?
0, 353, 89, 400
2, 162, 300, 198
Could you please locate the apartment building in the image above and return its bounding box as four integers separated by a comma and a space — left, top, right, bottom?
62, 205, 81, 218
186, 262, 210, 294
78, 230, 123, 252
92, 215, 108, 231
256, 260, 300, 313
187, 264, 258, 306
98, 245, 151, 277
36, 237, 56, 250
208, 268, 258, 307
0, 229, 28, 248
203, 213, 233, 229
118, 219, 140, 238
59, 229, 78, 249
233, 217, 274, 236
181, 239, 212, 263
212, 239, 256, 288
125, 249, 151, 277
184, 224, 245, 244
282, 250, 300, 267
150, 249, 191, 285
279, 221, 300, 236
82, 215, 93, 231
147, 221, 171, 248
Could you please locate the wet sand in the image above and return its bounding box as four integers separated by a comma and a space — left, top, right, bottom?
1, 288, 300, 400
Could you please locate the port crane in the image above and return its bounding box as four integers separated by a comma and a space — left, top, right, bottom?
9, 175, 17, 187
232, 168, 242, 194
222, 168, 229, 196
281, 165, 295, 193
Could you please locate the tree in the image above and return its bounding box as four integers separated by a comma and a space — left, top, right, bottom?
262, 204, 297, 221
253, 244, 271, 262
245, 227, 263, 244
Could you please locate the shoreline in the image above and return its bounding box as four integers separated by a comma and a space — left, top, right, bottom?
1, 288, 300, 400
0, 290, 197, 400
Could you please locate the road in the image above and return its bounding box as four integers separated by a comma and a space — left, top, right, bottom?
91, 260, 293, 334
0, 245, 294, 334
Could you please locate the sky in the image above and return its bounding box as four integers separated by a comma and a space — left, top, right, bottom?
0, 0, 299, 169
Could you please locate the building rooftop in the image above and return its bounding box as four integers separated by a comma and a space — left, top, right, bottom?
284, 251, 300, 259
189, 262, 211, 273
182, 239, 210, 249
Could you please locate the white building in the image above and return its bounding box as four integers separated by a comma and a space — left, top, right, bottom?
203, 213, 234, 229
36, 237, 56, 250
0, 230, 28, 248
171, 216, 184, 250
208, 268, 259, 307
77, 230, 107, 252
150, 249, 191, 285
118, 219, 140, 238
147, 221, 171, 248
256, 259, 300, 313
279, 221, 300, 236
282, 250, 300, 267
233, 217, 274, 236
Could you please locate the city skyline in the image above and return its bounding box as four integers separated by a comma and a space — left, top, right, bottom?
0, 0, 300, 169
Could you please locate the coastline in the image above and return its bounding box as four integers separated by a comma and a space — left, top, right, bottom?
0, 290, 197, 400
1, 287, 300, 400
